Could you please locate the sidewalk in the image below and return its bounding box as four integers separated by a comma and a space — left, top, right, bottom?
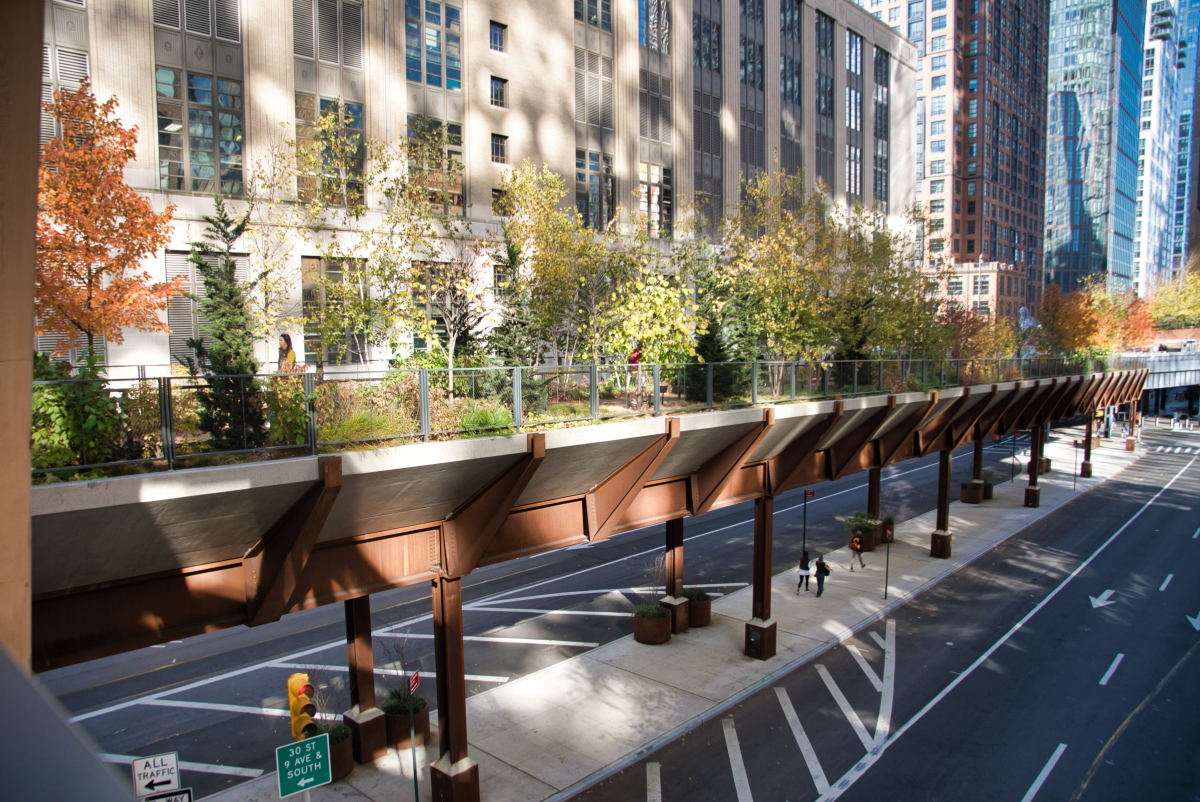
211, 429, 1141, 802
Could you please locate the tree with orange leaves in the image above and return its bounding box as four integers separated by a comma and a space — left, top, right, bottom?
36, 81, 180, 358
1119, 296, 1156, 349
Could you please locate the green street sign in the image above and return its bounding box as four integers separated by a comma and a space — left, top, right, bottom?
276, 733, 332, 798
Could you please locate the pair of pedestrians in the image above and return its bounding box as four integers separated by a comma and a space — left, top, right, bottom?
797, 551, 832, 597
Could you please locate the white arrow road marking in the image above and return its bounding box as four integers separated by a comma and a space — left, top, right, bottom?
1089, 589, 1117, 608
846, 645, 883, 692
722, 718, 754, 802
646, 762, 662, 802
816, 665, 874, 751
776, 687, 831, 795
1187, 611, 1200, 631
1020, 744, 1068, 802
868, 631, 886, 650
1099, 653, 1125, 686
873, 620, 897, 748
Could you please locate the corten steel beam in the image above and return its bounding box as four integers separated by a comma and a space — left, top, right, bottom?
972, 434, 985, 482
1086, 373, 1117, 414
1099, 371, 1131, 409
917, 390, 972, 457
689, 409, 775, 515
867, 467, 881, 519
1034, 378, 1081, 428
949, 387, 999, 450
343, 595, 386, 764
1063, 376, 1099, 419
661, 518, 688, 634
440, 434, 545, 578
972, 387, 1022, 441
1018, 379, 1060, 430
769, 403, 843, 494
827, 398, 896, 480
745, 495, 777, 660
930, 448, 953, 558
431, 576, 478, 802
586, 417, 680, 542
876, 395, 939, 468
996, 382, 1041, 438
1082, 413, 1094, 478
243, 455, 343, 626
1025, 423, 1043, 507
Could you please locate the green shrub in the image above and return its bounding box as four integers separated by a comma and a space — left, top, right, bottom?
634, 604, 671, 619
263, 375, 312, 446
31, 353, 126, 470
319, 722, 351, 746
681, 588, 710, 603
843, 511, 878, 534
460, 402, 515, 437
380, 686, 428, 715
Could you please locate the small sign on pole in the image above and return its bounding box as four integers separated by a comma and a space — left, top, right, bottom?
145, 789, 193, 802
276, 733, 333, 799
410, 669, 420, 694
132, 752, 180, 798
805, 489, 816, 498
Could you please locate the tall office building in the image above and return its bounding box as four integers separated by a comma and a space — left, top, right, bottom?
38, 0, 916, 371
1132, 0, 1179, 297
858, 0, 1050, 309
1043, 0, 1147, 294
1172, 0, 1199, 277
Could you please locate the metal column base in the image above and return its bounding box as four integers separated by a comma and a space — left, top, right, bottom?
659, 596, 689, 635
1125, 437, 1137, 452
1038, 458, 1051, 474
343, 705, 387, 764
431, 754, 481, 802
929, 530, 953, 559
1024, 487, 1041, 508
744, 618, 776, 661
1080, 461, 1093, 478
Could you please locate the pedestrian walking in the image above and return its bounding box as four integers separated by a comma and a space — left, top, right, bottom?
815, 556, 831, 597
797, 551, 811, 593
848, 533, 866, 571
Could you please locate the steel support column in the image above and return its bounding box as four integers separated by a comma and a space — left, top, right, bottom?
1025, 424, 1042, 508
867, 467, 881, 519
972, 436, 984, 482
431, 577, 479, 802
1125, 400, 1137, 451
660, 518, 688, 633
745, 496, 777, 660
930, 448, 952, 558
1081, 413, 1094, 478
343, 595, 386, 764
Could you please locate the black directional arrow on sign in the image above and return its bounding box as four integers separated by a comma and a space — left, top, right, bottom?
144, 780, 173, 791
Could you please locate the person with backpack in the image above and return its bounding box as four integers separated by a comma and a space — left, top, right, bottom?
797, 551, 811, 594
848, 532, 866, 571
814, 555, 831, 597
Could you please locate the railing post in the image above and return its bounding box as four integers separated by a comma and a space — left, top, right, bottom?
419, 369, 430, 442
513, 366, 523, 431
878, 361, 884, 392
653, 363, 661, 415
706, 362, 714, 409
921, 360, 927, 386
823, 365, 829, 398
158, 377, 174, 471
790, 362, 796, 400
304, 371, 317, 455
590, 364, 598, 421
751, 362, 758, 405
853, 361, 859, 395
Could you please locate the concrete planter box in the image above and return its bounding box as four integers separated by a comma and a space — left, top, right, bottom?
385, 705, 429, 750
634, 613, 672, 644
688, 598, 711, 628
849, 528, 878, 552
960, 483, 984, 504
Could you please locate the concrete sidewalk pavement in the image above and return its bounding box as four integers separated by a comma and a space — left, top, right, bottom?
209, 428, 1142, 802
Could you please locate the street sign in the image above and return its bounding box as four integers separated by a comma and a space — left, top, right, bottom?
276, 733, 332, 799
410, 670, 420, 694
145, 789, 193, 802
132, 752, 179, 798
805, 489, 816, 498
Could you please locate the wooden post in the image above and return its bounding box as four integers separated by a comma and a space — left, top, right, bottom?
660, 518, 688, 634
431, 577, 479, 802
1081, 413, 1094, 478
343, 595, 387, 764
930, 448, 953, 558
745, 496, 777, 660
1025, 425, 1042, 507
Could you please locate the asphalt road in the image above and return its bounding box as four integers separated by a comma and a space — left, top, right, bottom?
571, 426, 1200, 802
43, 429, 1039, 798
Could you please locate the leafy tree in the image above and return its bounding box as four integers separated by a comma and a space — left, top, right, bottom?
36, 80, 180, 357
243, 131, 304, 343
485, 222, 543, 366
1151, 264, 1200, 328
180, 197, 266, 450
416, 235, 494, 396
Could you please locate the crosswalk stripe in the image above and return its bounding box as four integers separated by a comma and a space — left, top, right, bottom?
816, 665, 875, 752
775, 688, 830, 795
646, 762, 662, 802
722, 718, 755, 802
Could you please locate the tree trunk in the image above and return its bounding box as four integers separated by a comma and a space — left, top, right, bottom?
447, 335, 456, 401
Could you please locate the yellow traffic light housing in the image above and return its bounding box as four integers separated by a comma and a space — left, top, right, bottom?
287, 672, 319, 740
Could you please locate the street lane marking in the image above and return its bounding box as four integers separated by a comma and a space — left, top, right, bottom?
98, 753, 264, 779
468, 607, 633, 618
815, 665, 874, 752
466, 585, 744, 608
815, 455, 1200, 801
138, 698, 340, 721
1098, 654, 1124, 686
868, 631, 887, 650
272, 662, 509, 684
775, 687, 830, 795
721, 718, 754, 802
376, 632, 600, 648
1020, 744, 1067, 802
646, 762, 662, 802
873, 620, 897, 748
1193, 527, 1199, 539
847, 645, 883, 692
1160, 574, 1174, 591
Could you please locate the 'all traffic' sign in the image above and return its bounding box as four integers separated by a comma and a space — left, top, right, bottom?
276, 733, 333, 799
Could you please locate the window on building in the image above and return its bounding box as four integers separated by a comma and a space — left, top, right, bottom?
638, 161, 673, 238
931, 96, 946, 115
490, 21, 506, 52
296, 96, 364, 203
846, 144, 862, 200
932, 14, 946, 29
577, 149, 615, 230
932, 75, 946, 90
888, 7, 899, 21
931, 159, 946, 174
930, 179, 945, 193
968, 99, 978, 117
931, 139, 946, 152
931, 36, 947, 51
968, 123, 977, 137
967, 240, 975, 253
846, 30, 863, 74
490, 76, 507, 107
639, 0, 671, 53
301, 255, 368, 366
931, 121, 946, 135
405, 0, 462, 89
846, 88, 862, 130
932, 55, 947, 71
575, 0, 612, 31
491, 133, 507, 163
694, 13, 721, 70
973, 275, 990, 294
948, 277, 963, 295
406, 114, 463, 215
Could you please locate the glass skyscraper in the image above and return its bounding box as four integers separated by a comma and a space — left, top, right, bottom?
1044, 0, 1146, 293
1171, 0, 1199, 277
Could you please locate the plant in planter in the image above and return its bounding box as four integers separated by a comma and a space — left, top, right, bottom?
682, 588, 711, 627
844, 511, 881, 551
982, 469, 995, 499
378, 639, 430, 751
319, 722, 354, 781
633, 604, 672, 644
960, 480, 984, 504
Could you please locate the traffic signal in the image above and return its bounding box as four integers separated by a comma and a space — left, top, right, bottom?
287, 673, 319, 740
